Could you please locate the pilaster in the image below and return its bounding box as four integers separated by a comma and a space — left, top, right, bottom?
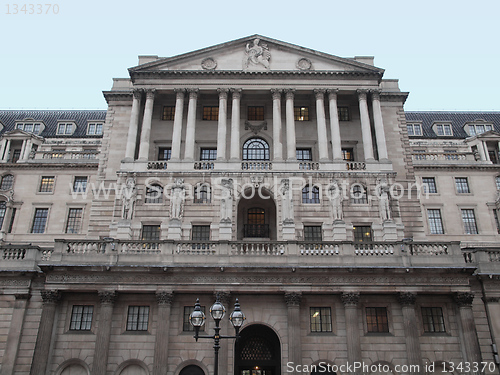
285, 292, 302, 368
154, 291, 174, 375
455, 292, 482, 363
341, 292, 361, 364
397, 292, 423, 368
92, 291, 117, 375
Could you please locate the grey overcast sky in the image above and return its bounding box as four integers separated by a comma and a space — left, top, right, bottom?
0, 0, 498, 111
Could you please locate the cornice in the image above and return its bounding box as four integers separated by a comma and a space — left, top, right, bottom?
103, 91, 133, 104
0, 162, 99, 169
413, 164, 500, 171
380, 92, 409, 103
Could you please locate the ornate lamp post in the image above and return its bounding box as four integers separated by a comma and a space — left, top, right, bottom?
189, 297, 246, 375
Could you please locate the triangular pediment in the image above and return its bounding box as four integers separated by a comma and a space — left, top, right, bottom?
129, 35, 384, 75
1, 128, 43, 140
476, 130, 500, 139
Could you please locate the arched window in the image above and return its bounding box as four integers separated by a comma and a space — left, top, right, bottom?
496, 175, 500, 190
0, 174, 14, 190
242, 138, 270, 161
0, 202, 6, 231
302, 185, 320, 204
194, 183, 211, 204
145, 184, 163, 204
351, 184, 368, 204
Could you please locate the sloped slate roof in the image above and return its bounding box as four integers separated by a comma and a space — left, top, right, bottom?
0, 110, 107, 138
405, 111, 500, 139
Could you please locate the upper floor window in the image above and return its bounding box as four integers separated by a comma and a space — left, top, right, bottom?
310, 307, 332, 332
338, 107, 350, 121
296, 148, 312, 161
39, 176, 55, 193
73, 176, 88, 193
304, 225, 322, 241
467, 123, 493, 136
202, 106, 219, 121
351, 184, 368, 204
455, 177, 470, 194
247, 106, 264, 121
158, 147, 171, 161
461, 209, 478, 234
0, 174, 14, 190
421, 307, 445, 333
162, 106, 175, 121
16, 121, 43, 134
342, 148, 354, 161
56, 122, 75, 135
66, 208, 83, 234
126, 306, 150, 331
0, 202, 6, 231
142, 224, 160, 241
496, 176, 500, 190
242, 138, 269, 161
70, 305, 94, 331
422, 177, 437, 194
194, 183, 211, 204
434, 123, 452, 136
366, 307, 389, 333
87, 122, 103, 135
192, 225, 210, 241
294, 107, 309, 121
407, 123, 422, 136
353, 225, 372, 242
427, 209, 444, 234
31, 208, 49, 233
200, 148, 217, 161
145, 184, 163, 204
302, 185, 320, 204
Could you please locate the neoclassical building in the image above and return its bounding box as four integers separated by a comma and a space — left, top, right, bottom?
0, 35, 499, 375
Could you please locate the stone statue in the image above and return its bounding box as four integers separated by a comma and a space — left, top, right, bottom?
121, 177, 137, 220
327, 180, 344, 221
244, 38, 271, 70
220, 178, 233, 223
280, 179, 294, 223
170, 178, 185, 220
377, 180, 392, 221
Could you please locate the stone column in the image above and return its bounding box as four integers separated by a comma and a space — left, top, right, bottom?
171, 89, 185, 161
216, 89, 229, 161
21, 139, 32, 161
483, 142, 491, 162
341, 292, 361, 364
398, 292, 422, 368
0, 139, 7, 161
216, 291, 232, 375
371, 90, 389, 160
3, 294, 30, 375
2, 139, 11, 161
184, 89, 199, 161
271, 89, 283, 161
92, 291, 117, 375
124, 89, 142, 161
30, 290, 61, 375
285, 89, 297, 161
357, 89, 375, 161
285, 292, 302, 367
327, 89, 342, 160
230, 89, 242, 160
138, 89, 156, 161
154, 291, 174, 375
455, 292, 482, 362
314, 89, 329, 161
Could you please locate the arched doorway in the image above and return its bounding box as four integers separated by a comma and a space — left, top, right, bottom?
179, 365, 205, 375
237, 188, 276, 240
234, 324, 280, 375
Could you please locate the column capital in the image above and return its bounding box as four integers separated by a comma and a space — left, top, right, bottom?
284, 292, 302, 307
41, 290, 61, 304
313, 88, 326, 99
187, 88, 199, 99
356, 89, 368, 100
341, 292, 360, 307
230, 88, 242, 99
156, 291, 174, 306
98, 291, 117, 305
327, 88, 339, 99
217, 88, 229, 99
398, 292, 417, 306
271, 88, 282, 100
132, 89, 143, 100
370, 89, 382, 100
482, 296, 500, 303
145, 89, 156, 100
214, 291, 232, 305
284, 89, 295, 100
455, 292, 474, 307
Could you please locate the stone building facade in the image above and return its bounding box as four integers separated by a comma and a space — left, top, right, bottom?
0, 35, 499, 375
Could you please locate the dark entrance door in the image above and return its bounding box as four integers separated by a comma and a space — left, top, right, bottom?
234, 324, 280, 375
179, 365, 205, 375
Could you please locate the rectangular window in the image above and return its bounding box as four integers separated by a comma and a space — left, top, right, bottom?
158, 147, 171, 161
126, 306, 150, 331
57, 123, 73, 135
455, 177, 470, 194
496, 176, 500, 190
427, 209, 444, 234
304, 225, 322, 241
461, 209, 478, 234
342, 148, 354, 161
162, 106, 175, 121
66, 208, 83, 234
407, 123, 422, 136
183, 306, 206, 331
422, 177, 437, 194
366, 307, 389, 333
494, 210, 500, 234
248, 106, 264, 121
200, 148, 217, 161
353, 225, 372, 242
192, 225, 210, 241
338, 107, 350, 121
87, 123, 103, 135
70, 305, 93, 331
296, 148, 312, 161
142, 225, 160, 241
294, 106, 309, 121
7, 207, 16, 233
32, 208, 49, 233
310, 307, 332, 332
436, 124, 452, 136
73, 176, 88, 193
11, 149, 21, 163
351, 185, 367, 204
202, 106, 219, 121
421, 307, 445, 333
39, 176, 55, 193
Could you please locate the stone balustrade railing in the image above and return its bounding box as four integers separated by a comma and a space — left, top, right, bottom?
147, 161, 168, 170
412, 152, 476, 162
346, 161, 366, 170
37, 150, 99, 161
299, 162, 320, 170
241, 162, 273, 171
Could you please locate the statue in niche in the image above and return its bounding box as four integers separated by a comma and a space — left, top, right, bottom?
327, 180, 344, 222
377, 178, 392, 221
121, 177, 137, 220
220, 178, 233, 223
280, 179, 294, 223
170, 178, 185, 220
244, 38, 271, 70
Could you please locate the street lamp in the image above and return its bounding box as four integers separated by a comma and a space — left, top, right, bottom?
189, 297, 246, 375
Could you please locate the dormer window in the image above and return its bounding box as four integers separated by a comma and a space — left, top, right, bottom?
15, 121, 44, 134
57, 122, 75, 135
407, 123, 422, 136
467, 123, 493, 136
434, 123, 452, 136
87, 122, 103, 135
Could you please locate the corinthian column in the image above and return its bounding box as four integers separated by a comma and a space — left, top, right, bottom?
230, 89, 242, 160
92, 291, 117, 375
285, 292, 302, 367
398, 292, 422, 367
216, 89, 229, 161
30, 290, 61, 375
171, 89, 185, 161
357, 89, 374, 161
138, 89, 156, 161
341, 292, 361, 363
285, 90, 297, 161
455, 292, 482, 362
124, 89, 142, 160
184, 89, 199, 161
154, 291, 174, 375
371, 90, 389, 160
314, 89, 329, 161
327, 89, 342, 160
271, 89, 283, 161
